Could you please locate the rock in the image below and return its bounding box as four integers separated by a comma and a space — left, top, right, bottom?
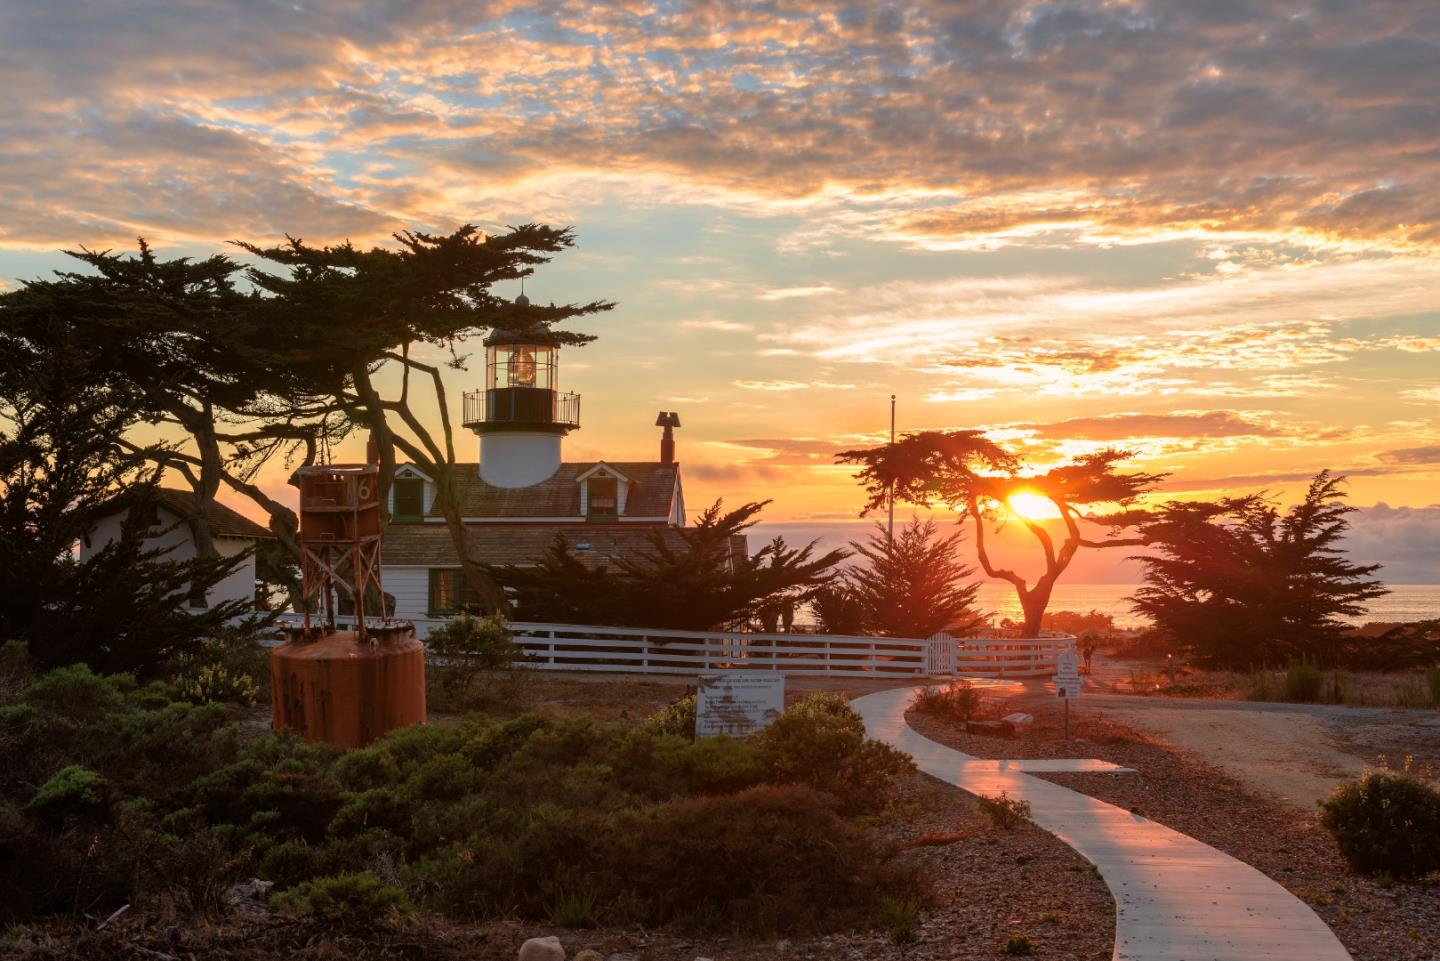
224, 878, 273, 904
574, 952, 604, 961
605, 954, 640, 961
519, 936, 565, 961
1002, 712, 1034, 734
965, 719, 1011, 737
776, 939, 792, 952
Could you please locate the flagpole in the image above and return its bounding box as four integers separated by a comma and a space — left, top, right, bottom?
888, 394, 896, 545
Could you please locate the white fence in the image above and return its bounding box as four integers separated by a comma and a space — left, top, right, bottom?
508, 622, 1073, 678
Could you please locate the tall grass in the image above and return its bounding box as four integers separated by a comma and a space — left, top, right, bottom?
1284, 660, 1325, 703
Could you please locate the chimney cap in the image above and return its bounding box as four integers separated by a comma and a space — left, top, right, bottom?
655, 411, 681, 428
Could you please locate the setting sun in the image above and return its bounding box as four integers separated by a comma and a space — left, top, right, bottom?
1006, 491, 1062, 521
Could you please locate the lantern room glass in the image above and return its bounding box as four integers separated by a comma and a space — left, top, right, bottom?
487, 344, 557, 391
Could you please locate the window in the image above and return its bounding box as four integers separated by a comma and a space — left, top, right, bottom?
394, 478, 424, 520
428, 568, 480, 615
587, 477, 618, 517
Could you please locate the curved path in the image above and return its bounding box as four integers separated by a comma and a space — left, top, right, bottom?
853, 686, 1353, 961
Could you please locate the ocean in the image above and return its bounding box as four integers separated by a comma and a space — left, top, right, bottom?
971, 582, 1440, 629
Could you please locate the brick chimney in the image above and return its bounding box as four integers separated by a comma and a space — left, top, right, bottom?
655, 411, 680, 464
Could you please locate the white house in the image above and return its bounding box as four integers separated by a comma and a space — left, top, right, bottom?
81, 487, 272, 613
380, 327, 728, 637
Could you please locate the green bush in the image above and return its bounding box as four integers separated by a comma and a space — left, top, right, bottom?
643, 690, 697, 738
911, 679, 982, 723
0, 668, 924, 935
1285, 660, 1325, 703
24, 766, 108, 824
1318, 767, 1440, 877
1002, 933, 1035, 955
609, 785, 925, 933
976, 792, 1031, 831
425, 613, 519, 704
756, 693, 915, 815
272, 871, 413, 925
878, 895, 920, 944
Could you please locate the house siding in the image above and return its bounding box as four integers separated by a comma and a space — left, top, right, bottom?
81, 508, 259, 612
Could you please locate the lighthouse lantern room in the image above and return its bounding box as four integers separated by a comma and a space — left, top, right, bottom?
462, 329, 581, 488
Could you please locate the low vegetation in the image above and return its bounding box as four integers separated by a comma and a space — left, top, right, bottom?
911, 679, 984, 723
0, 666, 923, 937
1318, 763, 1440, 878
976, 792, 1032, 831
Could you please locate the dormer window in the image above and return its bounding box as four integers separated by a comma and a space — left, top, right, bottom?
393, 477, 424, 521
587, 476, 618, 518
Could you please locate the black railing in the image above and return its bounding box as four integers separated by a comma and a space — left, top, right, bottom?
462, 388, 580, 429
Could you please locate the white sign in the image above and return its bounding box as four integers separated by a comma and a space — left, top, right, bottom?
1054, 647, 1082, 700
695, 672, 785, 739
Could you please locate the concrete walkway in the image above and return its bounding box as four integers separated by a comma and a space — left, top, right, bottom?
854, 686, 1353, 961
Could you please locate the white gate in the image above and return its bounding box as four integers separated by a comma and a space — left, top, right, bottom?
925, 631, 957, 675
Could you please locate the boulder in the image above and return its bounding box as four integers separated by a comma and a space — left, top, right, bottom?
519, 936, 565, 961
574, 952, 604, 961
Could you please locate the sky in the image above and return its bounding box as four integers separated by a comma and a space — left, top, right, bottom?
2, 0, 1438, 581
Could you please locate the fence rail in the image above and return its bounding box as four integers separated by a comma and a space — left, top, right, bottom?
505, 622, 1074, 678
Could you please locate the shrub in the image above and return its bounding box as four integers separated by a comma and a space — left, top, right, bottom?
1245, 669, 1272, 702
643, 690, 697, 739
272, 871, 413, 925
1002, 933, 1035, 956
546, 888, 599, 927
425, 613, 518, 703
878, 895, 920, 944
171, 659, 259, 706
610, 785, 927, 933
976, 792, 1031, 831
910, 680, 982, 723
1285, 660, 1324, 703
24, 766, 109, 824
1427, 666, 1440, 707
756, 693, 915, 815
1395, 677, 1429, 709
1318, 766, 1440, 877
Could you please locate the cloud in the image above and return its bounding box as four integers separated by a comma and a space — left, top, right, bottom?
1401, 387, 1440, 404
1023, 411, 1283, 441
2, 1, 1439, 249
1378, 446, 1440, 465
733, 379, 855, 391
757, 285, 836, 301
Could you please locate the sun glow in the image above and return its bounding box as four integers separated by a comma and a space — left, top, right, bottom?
1006, 491, 1062, 521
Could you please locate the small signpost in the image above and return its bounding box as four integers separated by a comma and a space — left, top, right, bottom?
1053, 647, 1082, 742
695, 672, 785, 739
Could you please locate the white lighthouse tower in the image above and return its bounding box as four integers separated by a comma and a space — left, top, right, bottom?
461, 321, 581, 488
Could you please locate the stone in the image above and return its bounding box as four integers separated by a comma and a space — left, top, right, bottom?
776, 939, 792, 952
518, 936, 565, 961
605, 954, 640, 961
1002, 712, 1034, 734
965, 719, 1011, 737
574, 952, 604, 961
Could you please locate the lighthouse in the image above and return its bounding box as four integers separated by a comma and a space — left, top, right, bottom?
461, 323, 581, 488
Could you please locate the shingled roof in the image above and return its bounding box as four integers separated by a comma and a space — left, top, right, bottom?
382, 523, 697, 569
419, 462, 680, 519
154, 488, 272, 539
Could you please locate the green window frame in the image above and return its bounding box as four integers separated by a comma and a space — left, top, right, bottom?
428, 568, 480, 616
393, 477, 425, 521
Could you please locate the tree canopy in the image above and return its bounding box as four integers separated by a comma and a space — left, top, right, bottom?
493, 500, 847, 630
843, 518, 982, 638
1131, 472, 1387, 667
838, 431, 1163, 637
0, 330, 245, 673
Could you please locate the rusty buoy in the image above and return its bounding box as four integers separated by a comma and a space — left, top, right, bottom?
271, 621, 426, 749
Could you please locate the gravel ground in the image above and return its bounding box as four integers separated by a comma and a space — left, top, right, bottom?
910, 700, 1440, 961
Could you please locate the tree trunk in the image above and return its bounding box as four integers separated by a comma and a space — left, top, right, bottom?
432, 463, 508, 616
